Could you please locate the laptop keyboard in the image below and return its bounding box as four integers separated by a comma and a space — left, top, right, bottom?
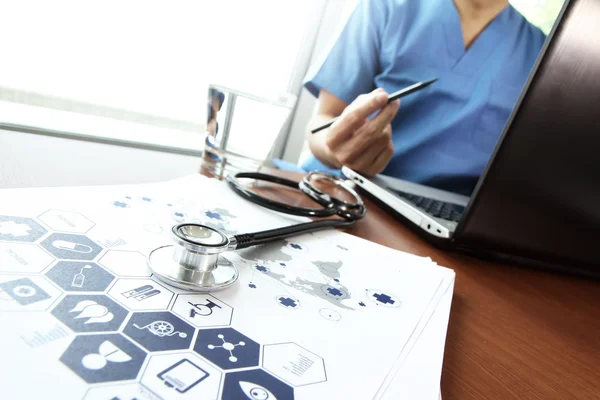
390, 190, 465, 222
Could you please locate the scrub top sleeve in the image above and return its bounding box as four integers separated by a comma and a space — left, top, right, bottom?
304, 0, 387, 105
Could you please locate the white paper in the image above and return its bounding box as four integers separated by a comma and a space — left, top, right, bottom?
0, 174, 453, 399
383, 279, 454, 400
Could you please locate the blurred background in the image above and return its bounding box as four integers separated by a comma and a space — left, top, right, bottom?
0, 0, 564, 187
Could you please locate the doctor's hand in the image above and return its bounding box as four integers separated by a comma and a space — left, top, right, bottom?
308, 88, 400, 177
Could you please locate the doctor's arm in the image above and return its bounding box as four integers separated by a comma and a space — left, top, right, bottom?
306, 88, 400, 176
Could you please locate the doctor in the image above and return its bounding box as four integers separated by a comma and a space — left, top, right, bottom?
302, 0, 546, 195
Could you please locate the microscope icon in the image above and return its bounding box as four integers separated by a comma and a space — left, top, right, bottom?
189, 299, 222, 317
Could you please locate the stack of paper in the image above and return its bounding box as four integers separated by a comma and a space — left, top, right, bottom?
0, 174, 453, 399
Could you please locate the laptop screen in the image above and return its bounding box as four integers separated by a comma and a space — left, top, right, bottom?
456, 0, 600, 275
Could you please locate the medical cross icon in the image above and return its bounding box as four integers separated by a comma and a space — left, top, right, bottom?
373, 293, 395, 305
278, 297, 298, 308
365, 289, 400, 308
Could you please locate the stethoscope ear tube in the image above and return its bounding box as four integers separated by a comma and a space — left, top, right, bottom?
226, 173, 338, 218
232, 219, 356, 250
226, 171, 363, 249
227, 172, 366, 220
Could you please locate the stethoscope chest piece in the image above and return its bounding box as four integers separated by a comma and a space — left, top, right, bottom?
148, 223, 239, 292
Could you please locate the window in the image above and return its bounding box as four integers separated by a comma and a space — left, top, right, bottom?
511, 0, 565, 34
0, 1, 321, 152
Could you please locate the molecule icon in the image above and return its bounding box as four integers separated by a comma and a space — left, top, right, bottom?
208, 334, 245, 362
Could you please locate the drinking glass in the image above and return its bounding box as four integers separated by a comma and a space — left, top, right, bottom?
201, 84, 297, 178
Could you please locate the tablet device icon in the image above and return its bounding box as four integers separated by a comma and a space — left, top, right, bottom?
157, 359, 209, 393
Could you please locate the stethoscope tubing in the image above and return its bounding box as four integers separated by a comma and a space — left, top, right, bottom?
225, 171, 365, 249
233, 218, 357, 250
148, 170, 367, 292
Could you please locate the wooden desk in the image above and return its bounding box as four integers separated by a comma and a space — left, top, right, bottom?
243, 169, 600, 400
355, 194, 600, 400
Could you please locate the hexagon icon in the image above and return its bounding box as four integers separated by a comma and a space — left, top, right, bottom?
85, 383, 160, 400
38, 210, 95, 233
51, 294, 128, 333
141, 353, 222, 398
87, 223, 134, 249
0, 215, 48, 243
60, 333, 147, 384
40, 233, 103, 261
221, 368, 294, 400
172, 294, 233, 328
0, 275, 61, 311
123, 312, 194, 352
262, 343, 326, 387
99, 250, 151, 277
0, 242, 55, 273
45, 261, 115, 292
193, 328, 260, 370
108, 278, 173, 311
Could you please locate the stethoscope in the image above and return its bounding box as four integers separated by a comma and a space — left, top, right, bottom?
147, 171, 366, 292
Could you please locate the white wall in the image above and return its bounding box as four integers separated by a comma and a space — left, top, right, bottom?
0, 129, 203, 188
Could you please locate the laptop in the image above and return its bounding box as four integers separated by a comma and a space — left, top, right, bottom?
342, 0, 600, 277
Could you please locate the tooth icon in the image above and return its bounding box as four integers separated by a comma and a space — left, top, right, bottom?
239, 381, 277, 400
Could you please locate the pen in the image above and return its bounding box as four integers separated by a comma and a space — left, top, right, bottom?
310, 78, 438, 134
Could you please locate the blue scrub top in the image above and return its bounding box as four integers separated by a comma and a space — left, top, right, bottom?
301, 0, 546, 195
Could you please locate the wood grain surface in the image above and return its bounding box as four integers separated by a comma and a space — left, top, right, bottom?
232, 168, 600, 400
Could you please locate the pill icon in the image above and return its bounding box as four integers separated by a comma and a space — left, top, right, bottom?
52, 240, 93, 254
